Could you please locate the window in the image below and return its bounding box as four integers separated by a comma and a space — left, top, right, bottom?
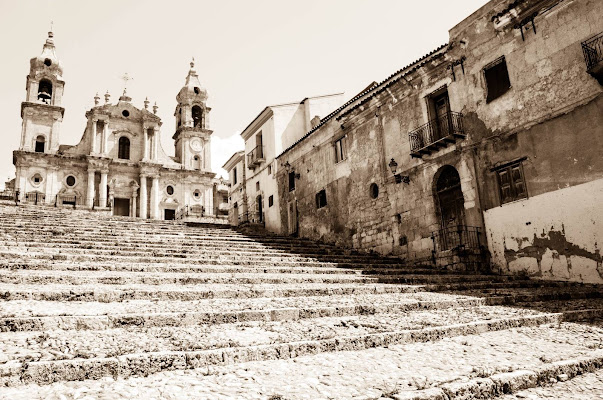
334, 135, 347, 163
35, 135, 45, 153
194, 87, 200, 95
192, 105, 202, 128
288, 171, 296, 192
369, 183, 379, 199
256, 181, 260, 191
166, 185, 174, 195
32, 173, 43, 185
118, 137, 130, 160
65, 175, 76, 187
494, 159, 527, 204
122, 110, 130, 118
233, 167, 238, 185
315, 189, 327, 209
44, 58, 52, 67
484, 57, 511, 103
193, 189, 201, 199
268, 165, 272, 175
268, 195, 274, 207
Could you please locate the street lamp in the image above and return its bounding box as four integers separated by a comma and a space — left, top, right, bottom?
389, 158, 410, 184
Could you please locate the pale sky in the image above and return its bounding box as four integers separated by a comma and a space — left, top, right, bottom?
0, 0, 490, 188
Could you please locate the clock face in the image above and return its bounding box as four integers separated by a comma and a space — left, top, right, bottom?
190, 138, 202, 152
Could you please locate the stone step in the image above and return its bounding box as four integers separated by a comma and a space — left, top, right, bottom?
0, 282, 423, 302
0, 250, 396, 268
0, 260, 362, 275
0, 311, 568, 386
2, 322, 601, 398
0, 235, 390, 259
0, 245, 404, 265
0, 296, 487, 332
0, 292, 481, 319
0, 270, 380, 285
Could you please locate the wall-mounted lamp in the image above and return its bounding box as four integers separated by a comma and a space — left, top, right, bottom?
283, 161, 300, 179
389, 158, 410, 184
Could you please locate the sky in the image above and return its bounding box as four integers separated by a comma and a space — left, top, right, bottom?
0, 0, 490, 188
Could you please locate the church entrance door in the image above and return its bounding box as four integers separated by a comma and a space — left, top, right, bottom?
114, 198, 130, 216
164, 209, 176, 220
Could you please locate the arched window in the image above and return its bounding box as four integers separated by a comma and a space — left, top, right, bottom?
118, 137, 130, 160
35, 135, 45, 153
193, 155, 201, 170
38, 79, 53, 104
192, 106, 202, 128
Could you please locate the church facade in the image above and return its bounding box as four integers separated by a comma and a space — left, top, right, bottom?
13, 31, 228, 221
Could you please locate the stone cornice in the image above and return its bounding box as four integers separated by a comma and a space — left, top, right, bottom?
21, 102, 65, 118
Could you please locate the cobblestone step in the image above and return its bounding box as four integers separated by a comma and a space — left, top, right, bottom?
0, 312, 570, 386
0, 282, 424, 302
2, 322, 601, 399
0, 270, 380, 285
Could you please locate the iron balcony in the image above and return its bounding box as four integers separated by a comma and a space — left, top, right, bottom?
409, 111, 466, 158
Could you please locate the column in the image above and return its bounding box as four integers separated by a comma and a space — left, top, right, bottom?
131, 192, 137, 217
91, 120, 97, 153
87, 168, 95, 209
152, 128, 159, 160
150, 175, 160, 219
139, 175, 147, 219
143, 128, 149, 160
99, 169, 108, 208
101, 121, 108, 154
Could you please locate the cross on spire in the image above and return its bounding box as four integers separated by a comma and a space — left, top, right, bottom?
121, 73, 133, 94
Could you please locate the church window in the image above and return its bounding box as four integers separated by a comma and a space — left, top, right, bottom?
233, 167, 238, 185
32, 173, 43, 186
193, 155, 201, 170
194, 87, 200, 95
192, 106, 202, 128
65, 175, 76, 187
37, 79, 53, 104
44, 58, 52, 67
35, 135, 45, 153
118, 137, 130, 160
193, 189, 201, 199
166, 185, 174, 195
122, 110, 130, 118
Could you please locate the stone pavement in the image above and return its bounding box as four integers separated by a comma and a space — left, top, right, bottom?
0, 203, 602, 399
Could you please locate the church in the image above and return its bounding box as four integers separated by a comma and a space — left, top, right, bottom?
13, 31, 229, 221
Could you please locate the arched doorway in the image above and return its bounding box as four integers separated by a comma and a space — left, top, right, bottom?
434, 166, 465, 250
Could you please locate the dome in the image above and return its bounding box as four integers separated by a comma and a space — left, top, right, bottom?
30, 31, 63, 78
176, 59, 207, 103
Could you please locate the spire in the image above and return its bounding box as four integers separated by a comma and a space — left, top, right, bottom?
184, 57, 199, 86
144, 97, 149, 110
94, 92, 100, 106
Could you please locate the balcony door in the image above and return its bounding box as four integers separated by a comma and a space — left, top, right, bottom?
433, 91, 451, 140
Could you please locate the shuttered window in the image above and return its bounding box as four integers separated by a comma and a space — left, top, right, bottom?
496, 161, 527, 204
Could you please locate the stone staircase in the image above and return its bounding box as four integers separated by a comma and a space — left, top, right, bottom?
0, 204, 601, 399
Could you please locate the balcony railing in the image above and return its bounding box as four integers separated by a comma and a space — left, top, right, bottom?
432, 225, 481, 253
409, 112, 465, 158
582, 32, 603, 83
247, 145, 265, 168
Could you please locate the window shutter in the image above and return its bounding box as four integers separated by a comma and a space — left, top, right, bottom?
498, 169, 512, 203
511, 165, 526, 198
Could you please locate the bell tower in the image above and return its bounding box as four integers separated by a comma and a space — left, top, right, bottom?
20, 30, 65, 154
173, 59, 212, 172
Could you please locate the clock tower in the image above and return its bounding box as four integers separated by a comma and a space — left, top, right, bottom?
172, 59, 212, 171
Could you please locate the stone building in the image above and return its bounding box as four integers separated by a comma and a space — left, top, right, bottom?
13, 31, 228, 221
224, 94, 343, 233
222, 151, 246, 225
275, 0, 603, 283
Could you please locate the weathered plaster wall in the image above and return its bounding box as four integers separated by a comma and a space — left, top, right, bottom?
484, 178, 603, 283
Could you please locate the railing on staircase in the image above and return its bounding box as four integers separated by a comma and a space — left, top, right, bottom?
432, 225, 481, 252
0, 190, 17, 202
